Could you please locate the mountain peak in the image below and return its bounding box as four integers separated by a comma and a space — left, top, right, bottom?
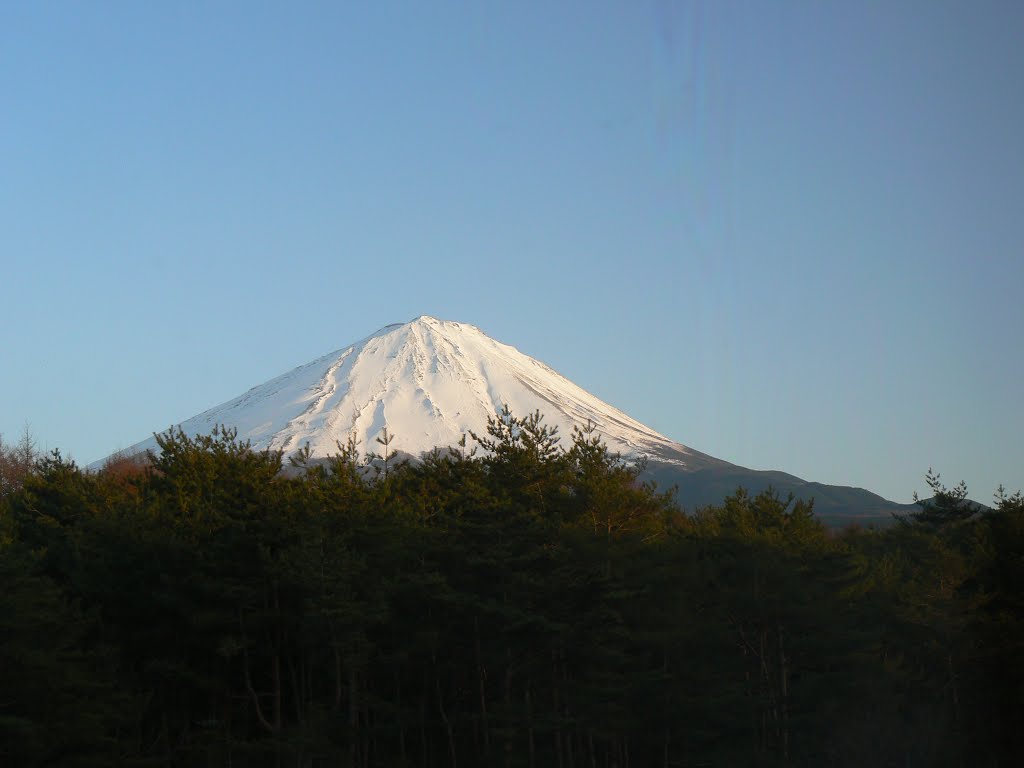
366, 316, 479, 343
103, 318, 709, 470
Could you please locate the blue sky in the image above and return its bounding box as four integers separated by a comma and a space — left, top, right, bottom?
2, 1, 1021, 504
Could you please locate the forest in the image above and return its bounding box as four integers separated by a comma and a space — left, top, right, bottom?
0, 411, 1021, 767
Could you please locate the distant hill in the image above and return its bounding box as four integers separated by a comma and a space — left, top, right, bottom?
643, 459, 915, 527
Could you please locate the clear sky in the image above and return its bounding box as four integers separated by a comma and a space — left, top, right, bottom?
2, 2, 1022, 504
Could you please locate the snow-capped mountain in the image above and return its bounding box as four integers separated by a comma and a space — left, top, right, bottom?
111, 316, 723, 470
102, 316, 910, 524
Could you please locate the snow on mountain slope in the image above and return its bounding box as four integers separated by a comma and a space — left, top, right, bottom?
105, 316, 721, 469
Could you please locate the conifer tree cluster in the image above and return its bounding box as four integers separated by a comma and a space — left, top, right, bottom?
0, 412, 1021, 766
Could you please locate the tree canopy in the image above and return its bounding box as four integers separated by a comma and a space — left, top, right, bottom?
0, 412, 1020, 767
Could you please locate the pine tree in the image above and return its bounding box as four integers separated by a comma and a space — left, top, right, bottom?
907, 468, 979, 528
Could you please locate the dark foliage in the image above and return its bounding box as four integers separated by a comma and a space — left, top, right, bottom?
0, 415, 1020, 767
